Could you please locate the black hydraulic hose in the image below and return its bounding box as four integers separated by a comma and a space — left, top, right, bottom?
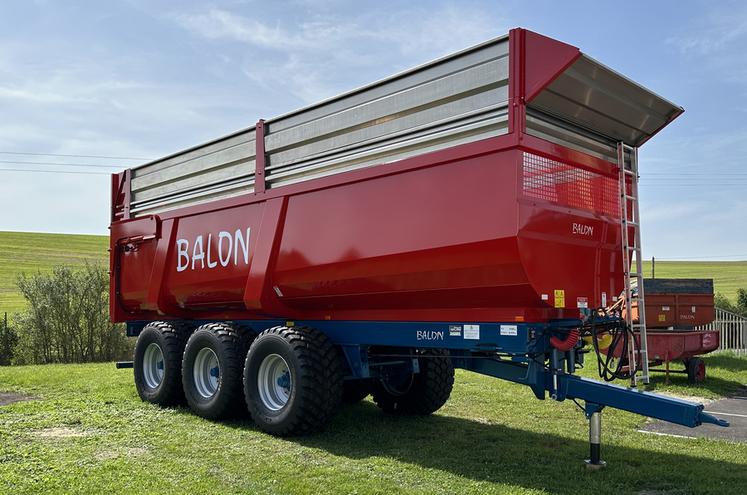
588, 309, 636, 382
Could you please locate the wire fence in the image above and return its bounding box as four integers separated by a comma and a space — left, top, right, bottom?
697, 307, 747, 355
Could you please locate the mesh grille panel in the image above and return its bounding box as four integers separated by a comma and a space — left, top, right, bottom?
522, 152, 619, 217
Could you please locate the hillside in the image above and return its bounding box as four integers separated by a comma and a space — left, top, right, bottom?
0, 231, 745, 314
0, 231, 108, 313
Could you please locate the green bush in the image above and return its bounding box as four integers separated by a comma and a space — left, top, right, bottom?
12, 264, 132, 365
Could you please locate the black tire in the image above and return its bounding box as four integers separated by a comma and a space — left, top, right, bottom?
687, 357, 706, 384
371, 349, 454, 415
182, 322, 256, 420
342, 380, 371, 404
133, 321, 192, 406
243, 326, 343, 436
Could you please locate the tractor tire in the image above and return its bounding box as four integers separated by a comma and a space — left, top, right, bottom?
342, 380, 372, 404
687, 357, 706, 384
243, 326, 343, 436
182, 322, 256, 420
134, 321, 192, 407
371, 349, 454, 415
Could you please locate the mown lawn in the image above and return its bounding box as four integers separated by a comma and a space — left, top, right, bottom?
0, 231, 108, 313
1, 353, 746, 495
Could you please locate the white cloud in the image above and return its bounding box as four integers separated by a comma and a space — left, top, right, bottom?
172, 6, 506, 104
666, 9, 747, 55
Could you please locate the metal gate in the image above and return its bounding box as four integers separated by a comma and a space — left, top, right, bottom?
697, 307, 747, 354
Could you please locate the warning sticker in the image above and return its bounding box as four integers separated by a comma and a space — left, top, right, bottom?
554, 289, 565, 308
464, 324, 480, 340
658, 314, 666, 322
576, 297, 588, 309
500, 325, 518, 336
662, 306, 670, 311
449, 325, 462, 337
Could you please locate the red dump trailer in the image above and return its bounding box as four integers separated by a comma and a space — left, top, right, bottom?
625, 279, 719, 383
111, 28, 726, 466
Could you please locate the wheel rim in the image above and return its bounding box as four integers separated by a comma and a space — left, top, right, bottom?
193, 348, 220, 399
143, 343, 165, 389
257, 354, 292, 411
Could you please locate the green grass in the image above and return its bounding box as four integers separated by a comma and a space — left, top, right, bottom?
642, 260, 747, 302
0, 231, 108, 313
1, 355, 746, 495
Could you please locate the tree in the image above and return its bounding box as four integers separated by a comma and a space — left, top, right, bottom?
13, 264, 131, 365
715, 290, 747, 318
0, 312, 18, 366
737, 289, 747, 317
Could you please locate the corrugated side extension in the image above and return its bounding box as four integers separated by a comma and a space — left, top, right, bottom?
128, 35, 510, 217
130, 129, 257, 216
263, 37, 510, 188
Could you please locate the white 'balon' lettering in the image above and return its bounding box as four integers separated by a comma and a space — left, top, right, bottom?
218, 231, 232, 267
572, 223, 594, 237
175, 228, 251, 272
176, 239, 190, 272
191, 235, 205, 270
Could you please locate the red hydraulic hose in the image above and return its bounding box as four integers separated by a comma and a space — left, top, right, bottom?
550, 329, 580, 352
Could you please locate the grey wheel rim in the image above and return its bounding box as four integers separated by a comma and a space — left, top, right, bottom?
193, 348, 220, 399
143, 343, 165, 389
257, 354, 292, 411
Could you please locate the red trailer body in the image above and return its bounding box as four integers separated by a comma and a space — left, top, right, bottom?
646, 331, 720, 362
111, 29, 680, 327
109, 29, 730, 460
641, 279, 715, 329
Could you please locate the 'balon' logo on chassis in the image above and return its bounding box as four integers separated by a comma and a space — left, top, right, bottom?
176, 228, 251, 272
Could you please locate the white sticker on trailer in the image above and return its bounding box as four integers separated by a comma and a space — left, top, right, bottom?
464, 325, 480, 340
500, 325, 518, 336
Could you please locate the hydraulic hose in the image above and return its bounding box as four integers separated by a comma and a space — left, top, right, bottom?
587, 309, 636, 382
550, 329, 580, 352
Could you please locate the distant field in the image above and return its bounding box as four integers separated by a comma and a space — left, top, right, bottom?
0, 231, 745, 314
0, 231, 108, 313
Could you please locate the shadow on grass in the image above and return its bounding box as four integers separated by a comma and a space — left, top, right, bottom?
643, 371, 746, 398
221, 401, 744, 495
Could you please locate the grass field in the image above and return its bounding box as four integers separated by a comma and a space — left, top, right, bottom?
0, 355, 745, 494
0, 231, 108, 313
0, 232, 745, 316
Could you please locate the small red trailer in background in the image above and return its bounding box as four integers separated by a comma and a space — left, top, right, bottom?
619, 279, 719, 383
644, 279, 715, 329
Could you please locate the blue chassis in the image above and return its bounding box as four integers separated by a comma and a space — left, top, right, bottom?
126, 318, 727, 429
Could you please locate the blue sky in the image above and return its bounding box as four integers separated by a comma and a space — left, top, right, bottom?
0, 0, 745, 260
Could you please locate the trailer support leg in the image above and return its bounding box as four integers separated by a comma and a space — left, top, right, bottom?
585, 404, 606, 470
